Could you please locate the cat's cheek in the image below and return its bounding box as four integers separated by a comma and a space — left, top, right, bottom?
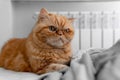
64, 34, 73, 41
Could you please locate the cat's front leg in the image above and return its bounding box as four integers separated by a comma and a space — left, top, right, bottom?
37, 63, 69, 74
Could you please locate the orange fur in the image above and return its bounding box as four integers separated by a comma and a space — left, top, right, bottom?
0, 8, 74, 74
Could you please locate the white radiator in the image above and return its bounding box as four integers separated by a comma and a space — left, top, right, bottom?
33, 11, 120, 52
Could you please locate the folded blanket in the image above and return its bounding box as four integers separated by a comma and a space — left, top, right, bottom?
38, 51, 96, 80
90, 40, 120, 80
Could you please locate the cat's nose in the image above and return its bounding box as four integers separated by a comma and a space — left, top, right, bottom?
57, 31, 63, 36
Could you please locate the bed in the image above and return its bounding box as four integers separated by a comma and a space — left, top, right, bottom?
1, 40, 120, 80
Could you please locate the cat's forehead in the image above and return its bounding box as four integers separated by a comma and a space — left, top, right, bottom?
48, 13, 67, 21
48, 13, 70, 28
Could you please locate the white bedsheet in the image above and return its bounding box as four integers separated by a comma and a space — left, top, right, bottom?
0, 68, 40, 80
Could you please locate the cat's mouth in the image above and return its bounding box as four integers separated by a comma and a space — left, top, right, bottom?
56, 38, 64, 43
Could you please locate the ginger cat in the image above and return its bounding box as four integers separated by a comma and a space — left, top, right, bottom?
0, 8, 74, 74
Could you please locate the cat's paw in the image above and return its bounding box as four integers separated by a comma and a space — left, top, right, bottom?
37, 63, 69, 74
58, 65, 69, 73
46, 63, 69, 72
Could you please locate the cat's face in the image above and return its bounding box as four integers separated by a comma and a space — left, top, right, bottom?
33, 8, 74, 48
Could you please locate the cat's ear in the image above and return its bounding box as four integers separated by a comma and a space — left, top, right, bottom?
68, 18, 75, 23
40, 8, 48, 15
39, 8, 49, 20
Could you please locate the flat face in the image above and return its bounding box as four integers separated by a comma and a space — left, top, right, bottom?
33, 9, 74, 48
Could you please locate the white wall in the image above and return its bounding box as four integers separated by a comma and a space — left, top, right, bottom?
0, 1, 119, 51
0, 0, 13, 49
12, 1, 120, 38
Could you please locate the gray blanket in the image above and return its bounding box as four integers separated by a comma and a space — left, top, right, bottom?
91, 40, 120, 80
38, 52, 95, 80
38, 40, 120, 80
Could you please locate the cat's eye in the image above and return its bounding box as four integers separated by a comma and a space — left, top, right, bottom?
49, 26, 57, 31
64, 28, 70, 33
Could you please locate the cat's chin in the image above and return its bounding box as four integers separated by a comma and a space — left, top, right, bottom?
46, 38, 65, 48
48, 44, 64, 48
47, 41, 64, 48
